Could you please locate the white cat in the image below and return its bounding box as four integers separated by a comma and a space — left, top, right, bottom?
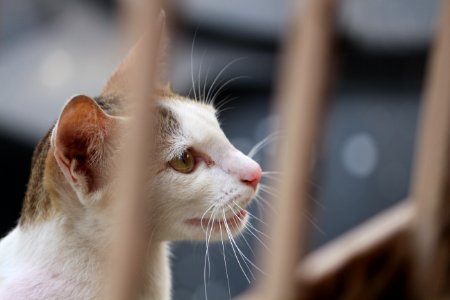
0, 31, 262, 300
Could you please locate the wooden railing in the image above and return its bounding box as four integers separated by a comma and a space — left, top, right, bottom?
105, 1, 164, 299
257, 0, 449, 299
109, 0, 450, 299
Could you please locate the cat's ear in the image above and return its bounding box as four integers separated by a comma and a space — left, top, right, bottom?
52, 95, 117, 194
101, 10, 168, 96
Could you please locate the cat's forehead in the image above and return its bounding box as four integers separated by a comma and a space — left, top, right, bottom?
162, 98, 227, 145
164, 98, 216, 124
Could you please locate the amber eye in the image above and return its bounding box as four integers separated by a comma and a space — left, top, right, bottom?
169, 149, 195, 173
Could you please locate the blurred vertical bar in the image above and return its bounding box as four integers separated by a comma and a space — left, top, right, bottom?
411, 0, 450, 298
261, 0, 337, 300
105, 0, 164, 299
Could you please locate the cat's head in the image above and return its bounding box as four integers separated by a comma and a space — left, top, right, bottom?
49, 39, 261, 242
151, 97, 262, 241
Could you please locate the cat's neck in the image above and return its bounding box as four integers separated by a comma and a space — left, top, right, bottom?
14, 127, 171, 299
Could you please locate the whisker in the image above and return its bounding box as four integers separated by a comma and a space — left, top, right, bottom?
219, 222, 232, 299
229, 202, 272, 243
260, 173, 326, 210
309, 196, 326, 210
203, 58, 212, 104
216, 105, 236, 117
244, 218, 271, 241
203, 206, 217, 300
222, 209, 251, 283
261, 182, 326, 210
261, 174, 282, 183
303, 210, 326, 236
241, 223, 271, 253
259, 185, 325, 218
238, 227, 257, 257
224, 211, 256, 280
259, 183, 279, 194
206, 211, 217, 278
227, 204, 270, 253
223, 209, 267, 276
190, 27, 199, 102
215, 98, 239, 116
210, 75, 250, 107
198, 50, 207, 103
261, 171, 281, 176
186, 86, 193, 99
247, 132, 280, 159
254, 197, 265, 226
230, 207, 273, 264
255, 195, 279, 216
215, 95, 238, 111
260, 191, 326, 236
259, 184, 280, 198
205, 57, 247, 105
200, 204, 216, 233
230, 201, 270, 232
226, 205, 257, 257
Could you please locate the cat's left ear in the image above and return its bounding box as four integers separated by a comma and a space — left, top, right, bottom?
52, 95, 117, 195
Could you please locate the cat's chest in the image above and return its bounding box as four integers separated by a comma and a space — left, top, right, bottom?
0, 225, 105, 299
0, 269, 100, 300
0, 224, 171, 300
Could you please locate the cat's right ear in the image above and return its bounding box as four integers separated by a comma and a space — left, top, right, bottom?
52, 95, 117, 195
101, 10, 168, 96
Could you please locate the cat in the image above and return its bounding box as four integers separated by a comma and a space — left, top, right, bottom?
0, 28, 262, 300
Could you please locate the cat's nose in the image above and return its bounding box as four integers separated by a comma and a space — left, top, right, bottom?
223, 149, 262, 190
241, 163, 262, 190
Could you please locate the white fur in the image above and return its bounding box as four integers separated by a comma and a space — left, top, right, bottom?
152, 99, 261, 241
0, 98, 260, 299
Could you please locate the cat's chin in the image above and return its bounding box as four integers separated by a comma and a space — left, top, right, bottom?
183, 210, 249, 240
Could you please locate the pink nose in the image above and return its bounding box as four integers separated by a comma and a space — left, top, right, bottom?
241, 164, 262, 190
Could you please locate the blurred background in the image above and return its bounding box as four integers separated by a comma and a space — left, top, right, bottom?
0, 0, 440, 299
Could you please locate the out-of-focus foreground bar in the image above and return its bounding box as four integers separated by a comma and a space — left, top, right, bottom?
240, 0, 450, 299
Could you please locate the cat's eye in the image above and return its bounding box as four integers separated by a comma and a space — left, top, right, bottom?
169, 149, 195, 173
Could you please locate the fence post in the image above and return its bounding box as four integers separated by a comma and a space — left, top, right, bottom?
410, 0, 450, 298
104, 1, 164, 299
261, 0, 337, 299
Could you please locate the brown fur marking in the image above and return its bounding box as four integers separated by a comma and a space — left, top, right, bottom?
19, 129, 54, 226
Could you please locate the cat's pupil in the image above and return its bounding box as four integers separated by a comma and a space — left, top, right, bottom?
169, 149, 195, 173
182, 152, 190, 163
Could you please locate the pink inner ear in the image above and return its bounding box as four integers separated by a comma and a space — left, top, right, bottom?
54, 149, 78, 184
54, 95, 114, 192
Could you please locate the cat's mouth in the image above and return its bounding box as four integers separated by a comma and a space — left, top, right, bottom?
184, 210, 247, 230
